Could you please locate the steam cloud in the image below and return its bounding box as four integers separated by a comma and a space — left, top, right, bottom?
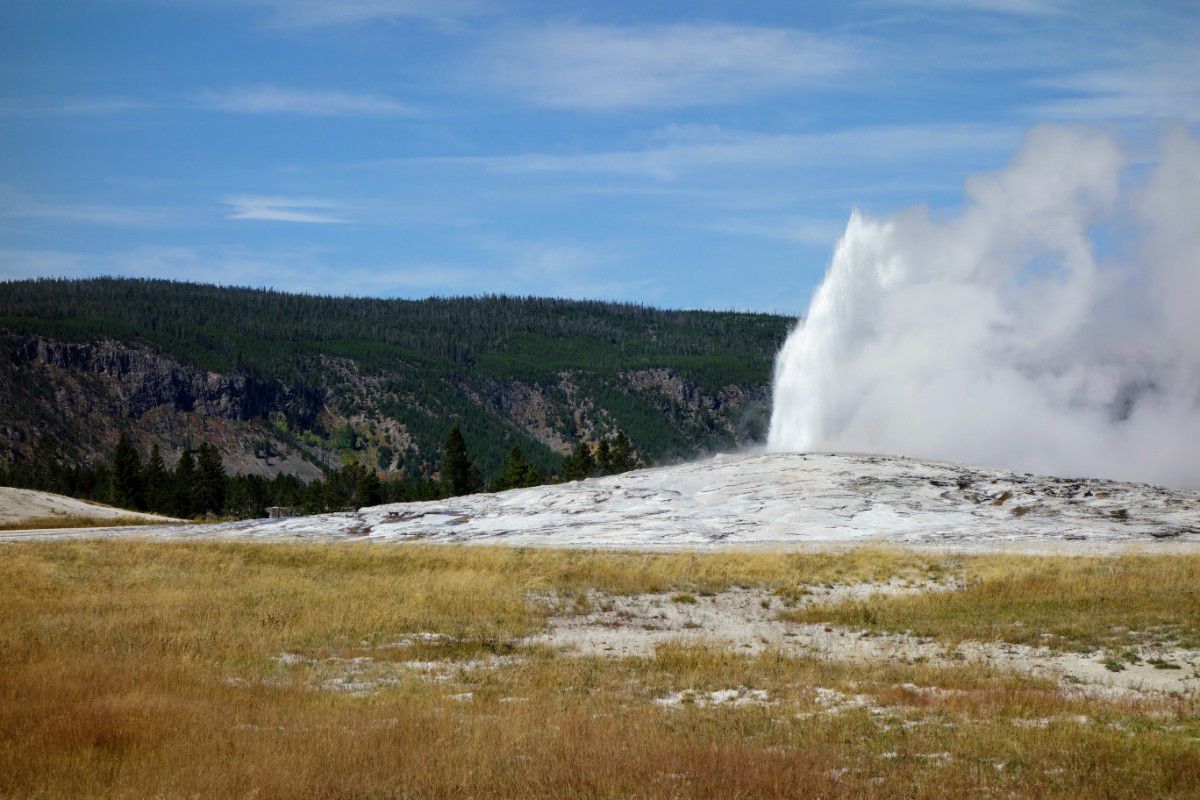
768, 125, 1200, 488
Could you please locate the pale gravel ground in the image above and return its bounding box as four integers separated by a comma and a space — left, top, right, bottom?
267, 581, 1200, 699
531, 584, 1200, 697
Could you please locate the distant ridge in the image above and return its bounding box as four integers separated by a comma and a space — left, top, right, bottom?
1, 277, 791, 481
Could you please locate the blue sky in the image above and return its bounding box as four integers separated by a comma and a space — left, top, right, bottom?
1, 1, 1197, 313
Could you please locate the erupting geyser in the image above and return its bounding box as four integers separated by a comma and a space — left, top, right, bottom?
768, 125, 1200, 489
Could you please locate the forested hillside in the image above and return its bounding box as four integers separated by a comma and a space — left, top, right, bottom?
1, 278, 792, 484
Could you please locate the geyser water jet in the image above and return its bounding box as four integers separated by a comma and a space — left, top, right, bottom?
768, 125, 1200, 489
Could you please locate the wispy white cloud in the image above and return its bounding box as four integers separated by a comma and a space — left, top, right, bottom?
1034, 49, 1200, 122
199, 86, 417, 116
709, 215, 846, 247
0, 193, 176, 226
0, 239, 650, 300
0, 249, 89, 278
2, 86, 417, 118
0, 245, 346, 293
235, 0, 487, 27
410, 123, 1019, 179
481, 23, 859, 110
875, 0, 1072, 15
0, 245, 424, 295
0, 97, 152, 117
224, 195, 352, 224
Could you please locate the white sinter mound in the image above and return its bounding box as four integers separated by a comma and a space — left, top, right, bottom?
8, 452, 1196, 550
0, 486, 179, 527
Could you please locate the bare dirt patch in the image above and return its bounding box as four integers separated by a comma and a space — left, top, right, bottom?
530, 584, 1200, 696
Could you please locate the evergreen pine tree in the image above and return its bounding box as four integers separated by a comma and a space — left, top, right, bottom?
143, 443, 169, 513
608, 430, 640, 474
171, 448, 197, 518
194, 443, 227, 515
351, 463, 383, 508
321, 466, 347, 512
522, 460, 547, 488
110, 432, 144, 510
561, 441, 595, 481
441, 426, 481, 496
493, 445, 537, 491
595, 439, 613, 476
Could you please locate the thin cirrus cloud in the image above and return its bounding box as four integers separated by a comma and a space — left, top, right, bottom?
481, 23, 860, 110
875, 0, 1072, 15
1033, 50, 1200, 122
0, 243, 642, 301
0, 201, 174, 226
411, 123, 1020, 180
198, 86, 417, 117
0, 188, 176, 226
1, 87, 416, 118
232, 0, 488, 27
224, 195, 352, 224
0, 245, 358, 293
0, 97, 153, 117
708, 215, 848, 248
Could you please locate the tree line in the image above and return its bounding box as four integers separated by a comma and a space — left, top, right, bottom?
1, 427, 644, 520
0, 277, 788, 382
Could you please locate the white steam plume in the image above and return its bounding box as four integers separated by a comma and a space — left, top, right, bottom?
768, 125, 1200, 488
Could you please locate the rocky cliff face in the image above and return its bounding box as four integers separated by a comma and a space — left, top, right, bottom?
2, 331, 774, 479
2, 334, 327, 478
623, 368, 770, 444
8, 335, 318, 422
480, 379, 576, 454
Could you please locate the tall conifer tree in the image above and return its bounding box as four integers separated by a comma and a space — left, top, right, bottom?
441, 426, 481, 496
562, 441, 595, 481
110, 432, 144, 510
172, 448, 197, 518
143, 443, 169, 513
194, 443, 227, 514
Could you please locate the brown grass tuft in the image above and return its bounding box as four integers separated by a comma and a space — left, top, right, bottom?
0, 515, 168, 531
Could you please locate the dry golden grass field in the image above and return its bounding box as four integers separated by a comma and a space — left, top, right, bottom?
2, 541, 1198, 798
0, 516, 168, 532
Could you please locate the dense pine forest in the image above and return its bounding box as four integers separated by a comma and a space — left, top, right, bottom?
0, 277, 785, 385
0, 427, 640, 520
1, 277, 792, 511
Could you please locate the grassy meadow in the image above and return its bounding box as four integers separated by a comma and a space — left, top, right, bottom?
1, 540, 1198, 798
784, 553, 1200, 652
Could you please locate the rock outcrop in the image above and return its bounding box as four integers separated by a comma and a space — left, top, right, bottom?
3, 332, 774, 480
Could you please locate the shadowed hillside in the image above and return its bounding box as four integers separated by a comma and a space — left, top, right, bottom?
0, 278, 791, 481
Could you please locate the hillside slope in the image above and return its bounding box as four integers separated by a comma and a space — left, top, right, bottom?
0, 486, 180, 528
9, 453, 1198, 550
0, 278, 791, 480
